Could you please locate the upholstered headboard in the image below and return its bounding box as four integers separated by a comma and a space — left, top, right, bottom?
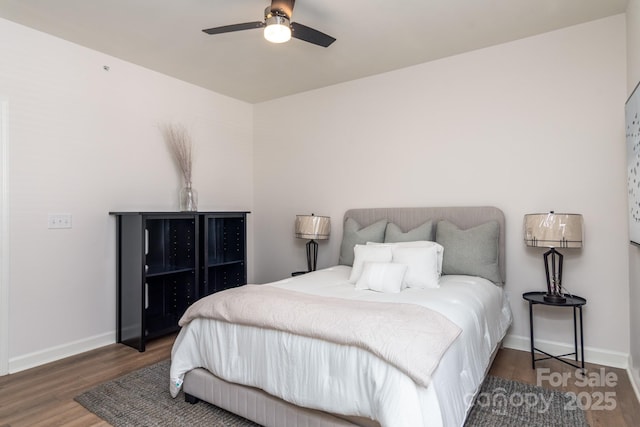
342, 207, 506, 284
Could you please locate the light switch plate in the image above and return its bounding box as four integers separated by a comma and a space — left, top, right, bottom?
48, 214, 72, 229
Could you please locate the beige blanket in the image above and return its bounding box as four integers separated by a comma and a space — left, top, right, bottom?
179, 285, 461, 387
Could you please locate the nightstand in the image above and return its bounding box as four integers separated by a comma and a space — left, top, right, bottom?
523, 291, 586, 371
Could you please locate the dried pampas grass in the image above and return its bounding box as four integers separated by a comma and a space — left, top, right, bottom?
160, 123, 193, 184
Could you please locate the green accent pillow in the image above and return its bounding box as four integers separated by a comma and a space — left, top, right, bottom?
384, 221, 433, 243
436, 220, 501, 283
339, 218, 387, 266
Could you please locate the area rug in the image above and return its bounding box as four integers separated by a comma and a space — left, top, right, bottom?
75, 360, 587, 426
464, 375, 588, 427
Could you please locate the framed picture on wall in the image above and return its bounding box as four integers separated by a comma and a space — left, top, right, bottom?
627, 80, 640, 245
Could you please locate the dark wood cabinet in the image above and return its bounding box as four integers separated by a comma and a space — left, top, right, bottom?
111, 211, 249, 351
200, 214, 248, 295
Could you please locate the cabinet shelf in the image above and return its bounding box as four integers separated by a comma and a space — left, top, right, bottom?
146, 266, 196, 277
112, 211, 249, 352
206, 260, 244, 268
145, 316, 180, 338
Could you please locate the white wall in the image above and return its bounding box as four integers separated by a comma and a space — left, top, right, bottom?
0, 18, 254, 372
0, 12, 631, 375
254, 16, 628, 366
626, 0, 640, 397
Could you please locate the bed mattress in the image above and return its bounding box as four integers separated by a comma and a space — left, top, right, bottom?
170, 266, 512, 427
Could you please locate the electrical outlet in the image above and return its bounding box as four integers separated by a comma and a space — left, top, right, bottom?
48, 214, 72, 229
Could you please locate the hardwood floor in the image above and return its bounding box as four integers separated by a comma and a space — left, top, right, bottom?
0, 335, 173, 427
489, 348, 640, 427
0, 338, 639, 426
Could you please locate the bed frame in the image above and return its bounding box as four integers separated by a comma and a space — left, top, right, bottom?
182, 206, 506, 426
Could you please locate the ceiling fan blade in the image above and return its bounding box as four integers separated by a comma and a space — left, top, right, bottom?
290, 22, 336, 47
270, 0, 295, 18
202, 21, 265, 35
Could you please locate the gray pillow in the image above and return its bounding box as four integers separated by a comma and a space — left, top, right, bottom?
384, 221, 433, 243
339, 218, 387, 266
436, 220, 501, 283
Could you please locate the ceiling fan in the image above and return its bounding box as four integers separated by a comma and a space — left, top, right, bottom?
202, 0, 336, 48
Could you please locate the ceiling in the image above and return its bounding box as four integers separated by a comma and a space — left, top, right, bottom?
0, 0, 629, 103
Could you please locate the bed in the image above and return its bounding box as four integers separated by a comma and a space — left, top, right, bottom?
169, 207, 512, 427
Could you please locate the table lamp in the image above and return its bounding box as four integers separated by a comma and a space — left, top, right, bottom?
295, 214, 331, 272
523, 212, 583, 303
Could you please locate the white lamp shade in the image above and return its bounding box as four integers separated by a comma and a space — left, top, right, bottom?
264, 14, 291, 43
523, 212, 583, 248
295, 215, 331, 240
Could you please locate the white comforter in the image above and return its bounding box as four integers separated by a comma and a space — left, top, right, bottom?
170, 266, 512, 427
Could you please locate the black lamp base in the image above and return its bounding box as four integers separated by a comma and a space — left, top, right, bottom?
543, 248, 566, 304
543, 293, 567, 304
306, 239, 319, 272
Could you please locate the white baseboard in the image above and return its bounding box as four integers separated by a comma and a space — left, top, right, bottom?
628, 354, 640, 406
8, 331, 115, 374
503, 333, 629, 369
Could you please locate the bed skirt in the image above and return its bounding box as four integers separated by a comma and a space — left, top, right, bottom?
183, 367, 380, 427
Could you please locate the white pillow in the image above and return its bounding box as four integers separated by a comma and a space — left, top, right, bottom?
355, 262, 407, 293
391, 245, 440, 289
349, 245, 393, 283
367, 240, 444, 276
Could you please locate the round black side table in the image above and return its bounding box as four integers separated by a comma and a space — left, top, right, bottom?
522, 291, 587, 371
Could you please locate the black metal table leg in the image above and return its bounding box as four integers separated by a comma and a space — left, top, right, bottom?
529, 300, 535, 369
579, 306, 585, 370
573, 306, 578, 364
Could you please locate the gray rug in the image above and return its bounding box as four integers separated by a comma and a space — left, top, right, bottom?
76, 360, 587, 426
75, 360, 258, 427
464, 375, 588, 427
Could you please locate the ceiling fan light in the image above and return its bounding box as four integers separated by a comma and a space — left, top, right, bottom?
264, 15, 291, 43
